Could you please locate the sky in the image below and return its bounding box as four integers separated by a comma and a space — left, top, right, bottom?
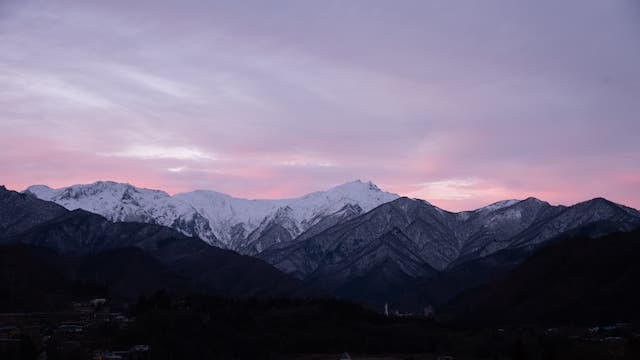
1, 0, 639, 211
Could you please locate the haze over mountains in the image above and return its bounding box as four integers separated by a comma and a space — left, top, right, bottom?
17, 180, 640, 310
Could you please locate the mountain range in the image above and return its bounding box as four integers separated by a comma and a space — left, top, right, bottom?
0, 185, 308, 309
259, 195, 640, 307
9, 181, 640, 311
25, 180, 398, 254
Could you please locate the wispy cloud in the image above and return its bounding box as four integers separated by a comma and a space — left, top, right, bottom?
107, 65, 196, 99
0, 67, 113, 109
273, 154, 337, 168
102, 146, 216, 161
413, 178, 480, 200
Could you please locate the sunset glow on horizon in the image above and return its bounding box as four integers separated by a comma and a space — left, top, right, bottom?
1, 0, 639, 212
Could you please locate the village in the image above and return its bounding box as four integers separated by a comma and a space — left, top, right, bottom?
1, 295, 639, 359
0, 298, 149, 360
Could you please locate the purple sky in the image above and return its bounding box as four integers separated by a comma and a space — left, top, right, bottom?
1, 0, 639, 211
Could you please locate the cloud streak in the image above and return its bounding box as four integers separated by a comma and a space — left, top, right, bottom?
102, 145, 216, 161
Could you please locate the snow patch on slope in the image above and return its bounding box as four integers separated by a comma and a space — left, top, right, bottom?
477, 199, 520, 213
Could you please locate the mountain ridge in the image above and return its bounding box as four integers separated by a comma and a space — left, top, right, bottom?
259, 195, 640, 309
6, 181, 640, 311
0, 185, 312, 300
24, 180, 400, 253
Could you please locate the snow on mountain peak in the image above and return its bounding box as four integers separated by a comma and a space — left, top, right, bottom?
477, 199, 521, 212
24, 180, 399, 251
334, 179, 381, 192
25, 184, 56, 199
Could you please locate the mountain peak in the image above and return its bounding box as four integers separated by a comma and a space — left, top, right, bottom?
329, 180, 383, 193
575, 197, 631, 212
570, 197, 619, 208
588, 197, 615, 204
520, 197, 550, 206
24, 184, 56, 199
25, 184, 52, 191
476, 199, 521, 212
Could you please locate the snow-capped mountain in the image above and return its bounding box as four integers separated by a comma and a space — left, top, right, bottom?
24, 180, 399, 252
20, 181, 640, 310
258, 196, 640, 307
0, 186, 307, 299
262, 195, 640, 274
